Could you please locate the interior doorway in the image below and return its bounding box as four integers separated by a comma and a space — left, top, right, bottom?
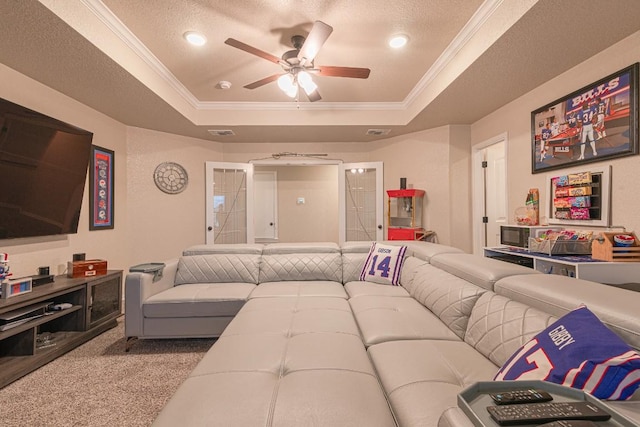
254, 164, 339, 243
254, 171, 278, 241
472, 134, 508, 255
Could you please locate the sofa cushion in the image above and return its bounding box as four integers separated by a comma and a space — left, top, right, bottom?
430, 253, 539, 291
263, 242, 340, 254
360, 242, 407, 285
494, 305, 640, 400
259, 252, 342, 283
349, 295, 459, 346
344, 281, 410, 298
175, 254, 261, 285
464, 292, 556, 368
153, 294, 397, 427
368, 339, 498, 427
182, 243, 264, 255
222, 297, 361, 337
403, 263, 488, 339
495, 274, 640, 351
249, 281, 348, 299
143, 283, 255, 318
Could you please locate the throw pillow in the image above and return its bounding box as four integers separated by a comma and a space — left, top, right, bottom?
494, 305, 640, 400
359, 242, 408, 286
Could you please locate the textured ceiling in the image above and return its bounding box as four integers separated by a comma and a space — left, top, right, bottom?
1, 0, 640, 143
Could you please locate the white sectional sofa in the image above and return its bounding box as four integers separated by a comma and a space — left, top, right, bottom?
123, 241, 640, 427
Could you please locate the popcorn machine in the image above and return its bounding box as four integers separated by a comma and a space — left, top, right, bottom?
387, 189, 427, 240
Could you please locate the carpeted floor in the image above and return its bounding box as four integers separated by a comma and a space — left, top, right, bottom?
0, 317, 215, 427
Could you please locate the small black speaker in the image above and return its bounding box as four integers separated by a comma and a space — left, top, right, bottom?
400, 178, 407, 189
72, 253, 86, 262
38, 266, 50, 276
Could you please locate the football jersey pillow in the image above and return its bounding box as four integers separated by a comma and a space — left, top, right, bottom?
359, 242, 407, 286
494, 305, 640, 400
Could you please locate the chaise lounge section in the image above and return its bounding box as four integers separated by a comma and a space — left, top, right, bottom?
124, 241, 640, 426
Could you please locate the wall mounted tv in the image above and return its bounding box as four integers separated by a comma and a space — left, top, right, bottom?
0, 97, 94, 239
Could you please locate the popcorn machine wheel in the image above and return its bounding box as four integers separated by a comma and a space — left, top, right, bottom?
387, 189, 428, 240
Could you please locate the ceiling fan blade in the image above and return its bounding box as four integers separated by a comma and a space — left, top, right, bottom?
297, 21, 333, 66
244, 74, 283, 89
225, 38, 282, 65
316, 66, 370, 79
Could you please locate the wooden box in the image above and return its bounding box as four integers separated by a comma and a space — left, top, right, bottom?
591, 232, 640, 262
67, 259, 108, 278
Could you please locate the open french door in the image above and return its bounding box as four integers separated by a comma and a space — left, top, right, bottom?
205, 162, 254, 244
339, 162, 384, 243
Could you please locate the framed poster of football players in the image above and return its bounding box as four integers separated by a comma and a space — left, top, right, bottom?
531, 62, 639, 174
89, 145, 114, 230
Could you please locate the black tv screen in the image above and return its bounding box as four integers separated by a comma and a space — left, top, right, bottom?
0, 97, 94, 239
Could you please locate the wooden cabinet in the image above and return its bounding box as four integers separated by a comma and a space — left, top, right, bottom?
0, 271, 122, 388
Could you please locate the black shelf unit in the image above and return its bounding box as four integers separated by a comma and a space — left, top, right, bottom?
0, 270, 122, 388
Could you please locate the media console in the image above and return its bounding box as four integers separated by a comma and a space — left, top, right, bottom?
0, 270, 122, 388
484, 246, 640, 291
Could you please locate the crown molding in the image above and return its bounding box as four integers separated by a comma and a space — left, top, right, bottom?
81, 0, 201, 108
403, 0, 503, 107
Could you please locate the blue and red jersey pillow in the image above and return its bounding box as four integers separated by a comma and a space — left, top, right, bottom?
494, 305, 640, 400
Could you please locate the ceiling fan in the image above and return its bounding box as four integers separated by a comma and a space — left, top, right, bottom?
224, 21, 370, 102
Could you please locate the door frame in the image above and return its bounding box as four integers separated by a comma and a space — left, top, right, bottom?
471, 133, 508, 255
253, 170, 278, 242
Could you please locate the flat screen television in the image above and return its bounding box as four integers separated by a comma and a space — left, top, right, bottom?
0, 97, 94, 239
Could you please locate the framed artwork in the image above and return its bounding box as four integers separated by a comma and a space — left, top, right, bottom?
531, 63, 639, 174
89, 145, 114, 230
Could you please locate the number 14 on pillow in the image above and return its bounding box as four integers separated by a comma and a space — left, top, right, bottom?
359, 243, 408, 286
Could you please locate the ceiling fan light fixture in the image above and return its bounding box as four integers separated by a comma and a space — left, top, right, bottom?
277, 74, 297, 97
297, 71, 318, 95
389, 34, 408, 49
184, 31, 207, 46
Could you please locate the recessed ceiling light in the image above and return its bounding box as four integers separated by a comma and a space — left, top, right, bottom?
389, 35, 408, 49
184, 31, 207, 46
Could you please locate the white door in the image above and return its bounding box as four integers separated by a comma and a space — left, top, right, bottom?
254, 171, 277, 240
339, 162, 384, 243
205, 162, 254, 244
472, 135, 507, 254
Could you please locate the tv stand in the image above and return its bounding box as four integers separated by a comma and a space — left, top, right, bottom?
0, 270, 122, 388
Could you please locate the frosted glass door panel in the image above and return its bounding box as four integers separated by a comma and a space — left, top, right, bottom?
205, 162, 254, 244
339, 162, 383, 243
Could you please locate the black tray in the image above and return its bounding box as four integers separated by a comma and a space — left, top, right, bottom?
458, 380, 637, 427
129, 262, 165, 282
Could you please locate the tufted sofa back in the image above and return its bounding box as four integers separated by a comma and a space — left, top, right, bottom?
259, 242, 343, 283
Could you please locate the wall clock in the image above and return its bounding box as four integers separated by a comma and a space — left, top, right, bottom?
154, 162, 188, 194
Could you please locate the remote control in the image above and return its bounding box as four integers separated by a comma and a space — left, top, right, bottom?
486, 401, 611, 426
538, 421, 599, 427
490, 389, 553, 405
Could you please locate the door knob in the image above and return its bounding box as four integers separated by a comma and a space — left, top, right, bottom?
207, 226, 213, 231
269, 222, 274, 226
377, 225, 383, 230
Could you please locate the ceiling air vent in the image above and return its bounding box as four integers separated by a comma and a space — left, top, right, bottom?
208, 129, 235, 136
366, 129, 391, 136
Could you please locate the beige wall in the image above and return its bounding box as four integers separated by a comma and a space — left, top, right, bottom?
255, 165, 339, 243
126, 127, 223, 266
369, 126, 464, 248
471, 30, 640, 236
0, 63, 129, 277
